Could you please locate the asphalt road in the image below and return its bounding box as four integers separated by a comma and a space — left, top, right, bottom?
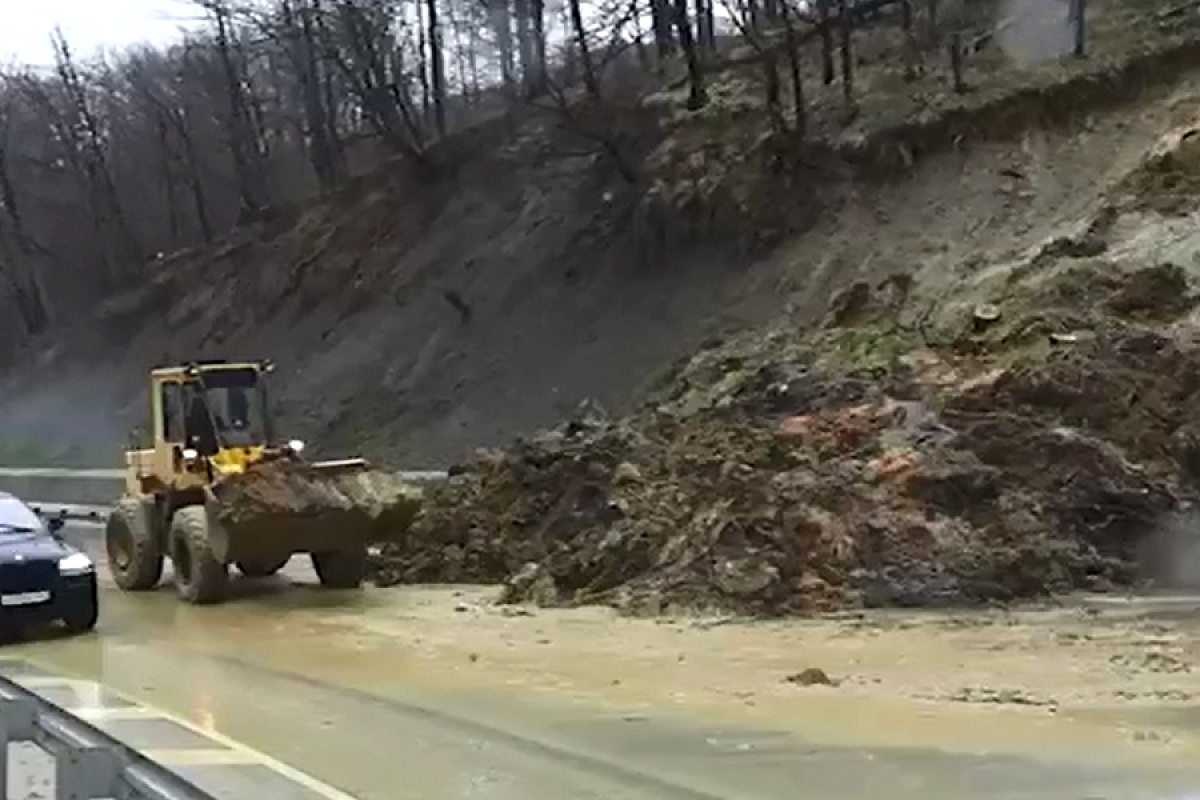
4, 522, 1200, 800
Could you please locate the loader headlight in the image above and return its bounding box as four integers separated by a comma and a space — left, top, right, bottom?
287, 439, 305, 453
58, 551, 94, 576
182, 448, 199, 460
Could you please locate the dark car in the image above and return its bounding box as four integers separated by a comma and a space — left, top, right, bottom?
0, 492, 97, 636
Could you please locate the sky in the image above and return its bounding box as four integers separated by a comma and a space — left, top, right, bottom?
0, 0, 196, 67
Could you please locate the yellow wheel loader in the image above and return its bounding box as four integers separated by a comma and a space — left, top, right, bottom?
105, 360, 418, 605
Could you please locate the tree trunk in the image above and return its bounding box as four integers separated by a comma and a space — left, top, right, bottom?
817, 0, 836, 85
0, 115, 33, 251
426, 0, 447, 135
949, 32, 966, 92
838, 0, 855, 114
489, 0, 518, 95
673, 0, 707, 109
651, 0, 676, 62
415, 0, 432, 121
154, 115, 182, 246
693, 0, 715, 57
567, 0, 602, 101
291, 0, 341, 189
781, 0, 806, 135
515, 0, 536, 98
211, 5, 264, 221
1070, 0, 1087, 57
467, 18, 482, 100
532, 0, 548, 95
0, 256, 50, 337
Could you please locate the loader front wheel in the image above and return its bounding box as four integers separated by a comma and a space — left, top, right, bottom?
236, 556, 290, 578
169, 507, 229, 605
105, 498, 163, 591
311, 547, 367, 589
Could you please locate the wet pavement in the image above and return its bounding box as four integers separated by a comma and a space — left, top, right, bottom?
4, 522, 1200, 800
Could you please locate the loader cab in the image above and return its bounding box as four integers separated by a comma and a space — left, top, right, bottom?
177, 366, 270, 450
149, 360, 276, 484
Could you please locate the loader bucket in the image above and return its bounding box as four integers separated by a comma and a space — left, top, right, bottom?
206, 459, 423, 565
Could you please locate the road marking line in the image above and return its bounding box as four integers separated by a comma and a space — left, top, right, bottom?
11, 676, 120, 705
142, 748, 263, 767
68, 706, 161, 721
12, 658, 360, 800
13, 676, 84, 689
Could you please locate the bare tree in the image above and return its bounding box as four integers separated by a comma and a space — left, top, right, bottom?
0, 91, 50, 335
672, 0, 706, 109
1070, 0, 1087, 58
0, 0, 1037, 353
838, 0, 855, 116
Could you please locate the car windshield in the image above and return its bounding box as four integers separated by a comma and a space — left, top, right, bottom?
0, 497, 43, 533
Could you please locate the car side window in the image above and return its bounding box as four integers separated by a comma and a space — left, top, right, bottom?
161, 383, 184, 442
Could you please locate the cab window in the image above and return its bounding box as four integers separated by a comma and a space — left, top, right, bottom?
160, 382, 184, 442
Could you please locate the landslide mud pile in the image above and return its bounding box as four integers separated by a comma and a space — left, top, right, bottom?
373, 250, 1200, 615
375, 118, 1200, 616
212, 459, 422, 543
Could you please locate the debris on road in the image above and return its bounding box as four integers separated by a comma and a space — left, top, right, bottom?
785, 668, 836, 687
371, 135, 1200, 617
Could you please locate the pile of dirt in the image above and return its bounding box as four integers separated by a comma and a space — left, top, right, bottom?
212, 458, 423, 545
371, 259, 1200, 615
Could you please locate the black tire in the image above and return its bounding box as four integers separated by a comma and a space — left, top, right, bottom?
105, 497, 163, 591
169, 507, 229, 605
61, 592, 98, 635
235, 555, 290, 578
311, 547, 367, 589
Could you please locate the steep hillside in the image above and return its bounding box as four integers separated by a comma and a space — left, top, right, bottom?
3, 0, 1200, 470
377, 88, 1200, 615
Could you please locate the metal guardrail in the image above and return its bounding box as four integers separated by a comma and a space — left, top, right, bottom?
26, 503, 108, 522
0, 467, 449, 519
0, 675, 219, 800
0, 469, 124, 480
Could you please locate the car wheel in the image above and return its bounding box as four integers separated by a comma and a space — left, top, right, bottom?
169, 507, 229, 605
61, 602, 98, 635
105, 497, 163, 591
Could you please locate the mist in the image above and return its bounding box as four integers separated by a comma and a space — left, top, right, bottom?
0, 369, 139, 467
996, 0, 1074, 66
1136, 509, 1200, 591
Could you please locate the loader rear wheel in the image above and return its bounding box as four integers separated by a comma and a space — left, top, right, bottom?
236, 556, 290, 578
105, 498, 163, 591
311, 547, 367, 589
169, 507, 229, 605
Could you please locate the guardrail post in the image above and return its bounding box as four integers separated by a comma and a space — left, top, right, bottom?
55, 742, 120, 800
0, 695, 38, 794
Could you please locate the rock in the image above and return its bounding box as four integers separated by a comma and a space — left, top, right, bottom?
785, 668, 835, 686
612, 462, 642, 484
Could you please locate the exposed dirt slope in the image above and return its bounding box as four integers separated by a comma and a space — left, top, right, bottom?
371, 115, 1200, 615
3, 0, 1200, 478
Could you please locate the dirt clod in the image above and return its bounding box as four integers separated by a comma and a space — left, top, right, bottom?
785, 668, 836, 687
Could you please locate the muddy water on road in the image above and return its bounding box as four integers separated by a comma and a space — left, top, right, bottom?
8, 525, 1200, 799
